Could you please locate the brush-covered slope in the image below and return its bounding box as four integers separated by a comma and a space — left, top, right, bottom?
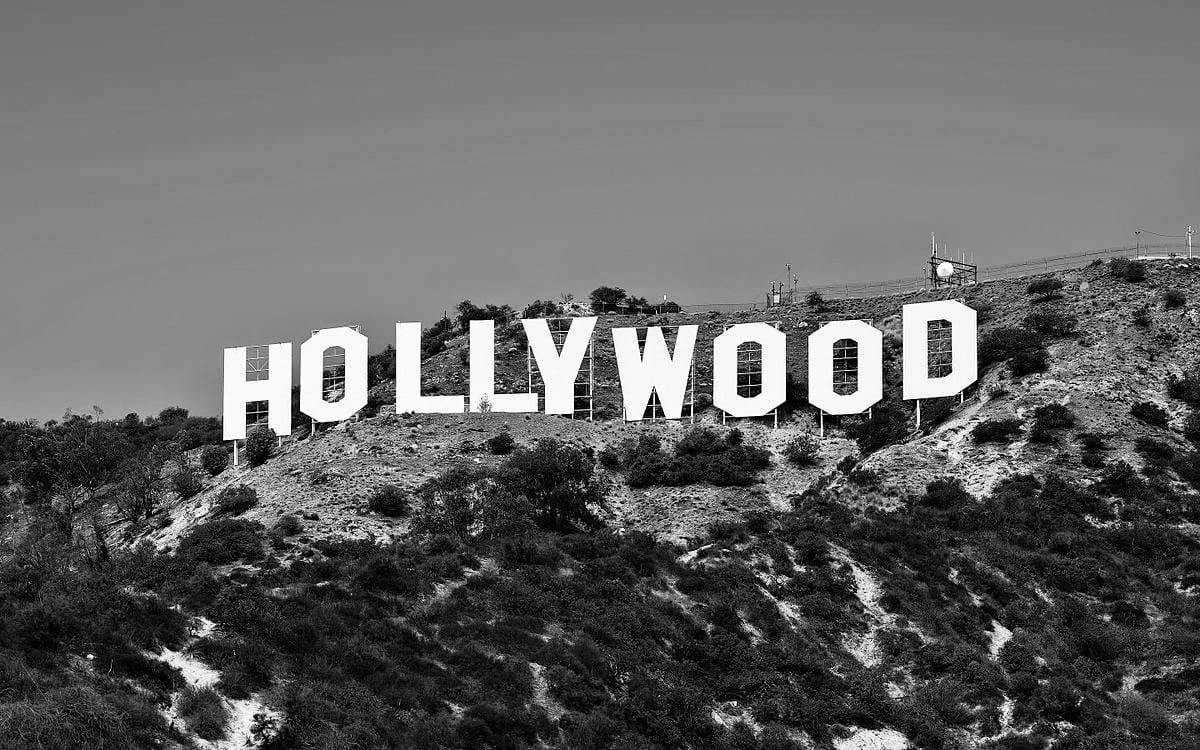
6, 257, 1200, 750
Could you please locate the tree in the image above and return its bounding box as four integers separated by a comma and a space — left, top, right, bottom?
1026, 277, 1064, 300
16, 418, 131, 535
498, 439, 606, 531
413, 467, 508, 538
455, 301, 514, 332
589, 286, 627, 311
119, 444, 171, 521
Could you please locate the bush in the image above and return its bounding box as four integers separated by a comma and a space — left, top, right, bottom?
1022, 310, 1078, 337
921, 478, 973, 509
178, 519, 264, 563
1027, 277, 1064, 300
978, 327, 1048, 376
215, 485, 258, 516
973, 418, 1024, 443
499, 439, 606, 531
1132, 305, 1152, 327
245, 427, 275, 466
1183, 411, 1200, 443
782, 434, 821, 467
1130, 401, 1169, 428
173, 469, 204, 499
368, 485, 409, 517
1010, 347, 1050, 377
1168, 367, 1200, 405
273, 514, 304, 536
484, 432, 517, 455
843, 404, 911, 452
806, 290, 826, 307
597, 445, 621, 469
176, 685, 229, 740
1109, 257, 1146, 282
627, 428, 771, 488
1163, 288, 1186, 308
200, 446, 229, 476
1030, 403, 1076, 442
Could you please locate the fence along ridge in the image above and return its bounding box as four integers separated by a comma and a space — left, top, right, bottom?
680, 241, 1194, 309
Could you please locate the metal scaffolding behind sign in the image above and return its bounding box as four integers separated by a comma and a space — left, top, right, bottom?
624, 325, 695, 423
526, 317, 595, 420
720, 321, 782, 428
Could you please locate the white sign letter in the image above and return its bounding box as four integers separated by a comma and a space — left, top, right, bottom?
612, 326, 698, 420
807, 321, 882, 415
713, 323, 787, 417
902, 300, 978, 400
300, 326, 368, 423
395, 322, 465, 414
222, 343, 292, 440
523, 317, 598, 414
469, 319, 538, 413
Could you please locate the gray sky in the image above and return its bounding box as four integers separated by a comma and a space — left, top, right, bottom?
1, 0, 1198, 421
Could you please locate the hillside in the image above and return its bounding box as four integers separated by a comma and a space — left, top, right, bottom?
4, 256, 1200, 749
155, 255, 1200, 543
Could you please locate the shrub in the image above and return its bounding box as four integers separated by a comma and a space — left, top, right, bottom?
484, 432, 517, 455
1130, 401, 1169, 428
1027, 277, 1064, 300
973, 418, 1023, 443
1134, 436, 1175, 465
215, 485, 258, 516
1184, 411, 1200, 443
921, 478, 973, 509
597, 445, 621, 469
806, 290, 826, 307
368, 485, 409, 517
178, 519, 264, 563
783, 434, 821, 467
1030, 403, 1076, 442
1163, 288, 1186, 308
173, 469, 204, 499
200, 446, 229, 476
245, 427, 275, 466
978, 327, 1049, 376
176, 685, 229, 740
843, 404, 911, 452
627, 428, 771, 487
1010, 348, 1050, 377
1168, 367, 1200, 405
1132, 305, 1152, 327
273, 514, 303, 536
1022, 310, 1078, 337
499, 439, 606, 531
1109, 257, 1146, 281
848, 467, 879, 486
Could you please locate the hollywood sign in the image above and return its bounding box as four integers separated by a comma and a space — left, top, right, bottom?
222, 300, 976, 440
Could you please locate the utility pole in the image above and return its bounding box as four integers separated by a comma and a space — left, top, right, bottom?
1135, 230, 1141, 258
1188, 226, 1194, 259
